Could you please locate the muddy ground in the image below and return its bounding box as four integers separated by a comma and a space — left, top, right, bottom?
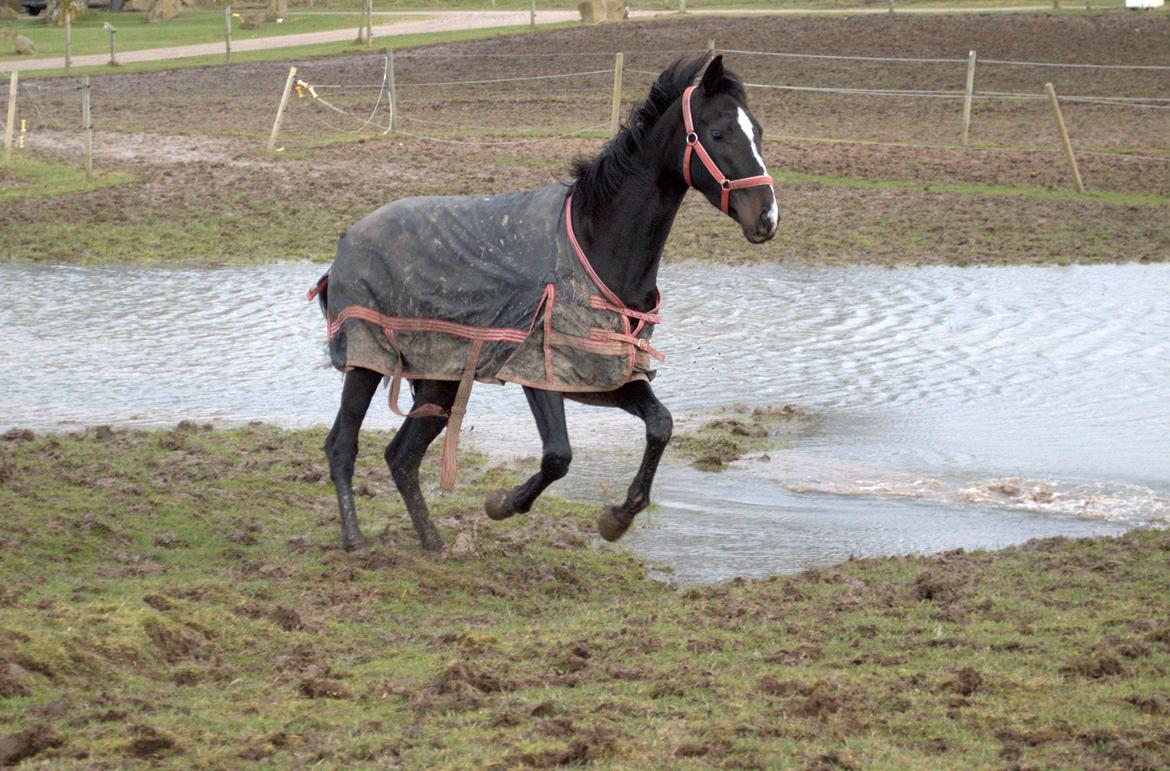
2, 424, 1170, 767
2, 11, 1168, 265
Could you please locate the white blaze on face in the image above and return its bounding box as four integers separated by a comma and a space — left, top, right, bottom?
736, 106, 778, 233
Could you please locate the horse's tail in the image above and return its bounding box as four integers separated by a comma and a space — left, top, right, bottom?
307, 270, 330, 316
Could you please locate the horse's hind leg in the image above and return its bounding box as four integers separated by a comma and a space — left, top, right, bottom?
575, 382, 673, 542
325, 367, 383, 551
483, 387, 570, 520
385, 379, 459, 552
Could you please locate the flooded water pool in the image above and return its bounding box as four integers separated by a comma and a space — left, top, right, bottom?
3, 261, 1167, 582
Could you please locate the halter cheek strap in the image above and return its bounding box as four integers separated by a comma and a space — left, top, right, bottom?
681, 85, 774, 215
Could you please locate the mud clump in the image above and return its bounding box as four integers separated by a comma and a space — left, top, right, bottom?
692, 454, 727, 472
125, 725, 180, 759
0, 668, 30, 698
142, 594, 173, 611
153, 532, 186, 549
512, 725, 618, 767
807, 750, 860, 770
1124, 695, 1165, 714
1061, 653, 1125, 679
911, 571, 959, 602
437, 661, 503, 694
270, 606, 306, 631
529, 700, 557, 717
792, 689, 842, 719
705, 418, 767, 438
143, 618, 203, 663
675, 741, 713, 757
299, 677, 351, 699
2, 429, 35, 442
0, 724, 63, 765
951, 667, 983, 696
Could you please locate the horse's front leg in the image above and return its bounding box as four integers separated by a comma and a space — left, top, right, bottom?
484, 387, 570, 520
574, 382, 673, 542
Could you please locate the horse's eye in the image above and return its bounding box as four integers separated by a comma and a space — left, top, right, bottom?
711, 130, 723, 141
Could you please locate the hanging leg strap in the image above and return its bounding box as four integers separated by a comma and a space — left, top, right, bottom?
388, 360, 449, 420
386, 328, 449, 420
439, 340, 482, 491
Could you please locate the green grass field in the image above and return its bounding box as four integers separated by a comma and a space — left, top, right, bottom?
5, 20, 576, 77
0, 9, 407, 61
1, 423, 1168, 766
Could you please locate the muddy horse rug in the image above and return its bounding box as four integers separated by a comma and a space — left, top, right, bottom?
312, 182, 663, 488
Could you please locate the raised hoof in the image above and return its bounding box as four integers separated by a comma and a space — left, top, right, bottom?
484, 488, 515, 521
597, 506, 632, 543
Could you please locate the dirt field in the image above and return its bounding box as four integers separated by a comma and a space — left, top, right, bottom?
2, 11, 1168, 266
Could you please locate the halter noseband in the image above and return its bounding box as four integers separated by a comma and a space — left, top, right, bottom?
681, 85, 774, 215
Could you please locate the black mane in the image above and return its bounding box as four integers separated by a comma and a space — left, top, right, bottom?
569, 54, 746, 210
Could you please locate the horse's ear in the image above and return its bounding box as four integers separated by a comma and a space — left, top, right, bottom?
700, 55, 724, 96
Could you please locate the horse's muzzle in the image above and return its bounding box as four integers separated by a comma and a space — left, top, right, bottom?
732, 187, 779, 244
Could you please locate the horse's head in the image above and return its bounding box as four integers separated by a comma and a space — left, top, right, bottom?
681, 56, 778, 244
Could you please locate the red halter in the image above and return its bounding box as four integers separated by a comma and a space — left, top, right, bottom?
681, 84, 774, 215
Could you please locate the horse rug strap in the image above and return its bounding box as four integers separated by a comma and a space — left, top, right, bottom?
318, 182, 664, 490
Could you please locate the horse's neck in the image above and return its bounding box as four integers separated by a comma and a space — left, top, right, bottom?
571, 170, 686, 313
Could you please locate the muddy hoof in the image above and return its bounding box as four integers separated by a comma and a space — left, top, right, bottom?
341, 536, 368, 553
484, 488, 515, 521
597, 506, 632, 543
414, 520, 444, 553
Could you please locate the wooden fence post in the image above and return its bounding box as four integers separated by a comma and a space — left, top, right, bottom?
267, 65, 297, 152
961, 49, 976, 146
108, 26, 117, 66
365, 0, 373, 46
707, 39, 715, 54
387, 48, 397, 133
82, 75, 93, 181
609, 52, 624, 136
4, 72, 17, 165
1044, 82, 1084, 193
530, 0, 535, 27
225, 5, 232, 62
64, 11, 72, 73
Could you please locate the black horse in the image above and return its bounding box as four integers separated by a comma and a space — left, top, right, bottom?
317, 54, 777, 552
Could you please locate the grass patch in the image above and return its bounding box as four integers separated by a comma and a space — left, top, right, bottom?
0, 196, 340, 265
1, 11, 382, 62
672, 403, 815, 471
1, 423, 1169, 766
0, 156, 133, 204
10, 20, 577, 78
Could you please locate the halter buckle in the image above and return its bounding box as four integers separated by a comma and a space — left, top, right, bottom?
686, 132, 698, 145
720, 179, 732, 190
